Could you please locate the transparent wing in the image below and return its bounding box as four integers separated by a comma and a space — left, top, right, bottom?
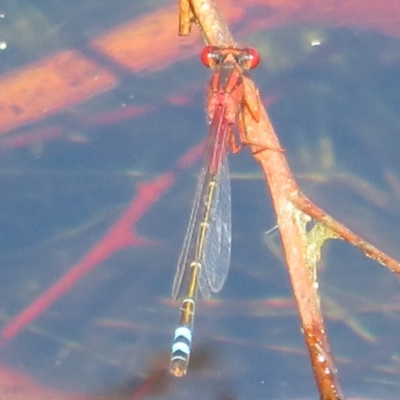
171, 107, 232, 300
171, 162, 208, 299
199, 151, 231, 294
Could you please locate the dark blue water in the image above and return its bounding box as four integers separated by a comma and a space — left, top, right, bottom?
0, 1, 399, 399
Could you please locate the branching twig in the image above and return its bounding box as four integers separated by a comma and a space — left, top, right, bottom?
177, 1, 400, 399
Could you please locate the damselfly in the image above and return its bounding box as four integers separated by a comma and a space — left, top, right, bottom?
170, 46, 261, 377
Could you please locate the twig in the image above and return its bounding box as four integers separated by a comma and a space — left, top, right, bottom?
295, 192, 400, 273
242, 90, 345, 400
179, 0, 234, 45
178, 0, 400, 398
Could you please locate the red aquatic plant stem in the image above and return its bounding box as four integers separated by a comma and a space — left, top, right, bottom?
1, 143, 205, 344
0, 175, 170, 344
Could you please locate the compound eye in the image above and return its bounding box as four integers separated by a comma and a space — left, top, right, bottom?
200, 46, 214, 68
246, 47, 260, 69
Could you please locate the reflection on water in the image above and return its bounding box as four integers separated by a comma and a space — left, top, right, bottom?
0, 1, 400, 399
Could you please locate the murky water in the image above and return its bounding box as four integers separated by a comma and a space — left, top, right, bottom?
0, 1, 399, 399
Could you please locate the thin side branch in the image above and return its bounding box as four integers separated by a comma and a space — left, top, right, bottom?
294, 192, 400, 274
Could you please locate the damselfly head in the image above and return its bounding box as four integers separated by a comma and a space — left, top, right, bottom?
242, 46, 260, 69
200, 46, 260, 70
